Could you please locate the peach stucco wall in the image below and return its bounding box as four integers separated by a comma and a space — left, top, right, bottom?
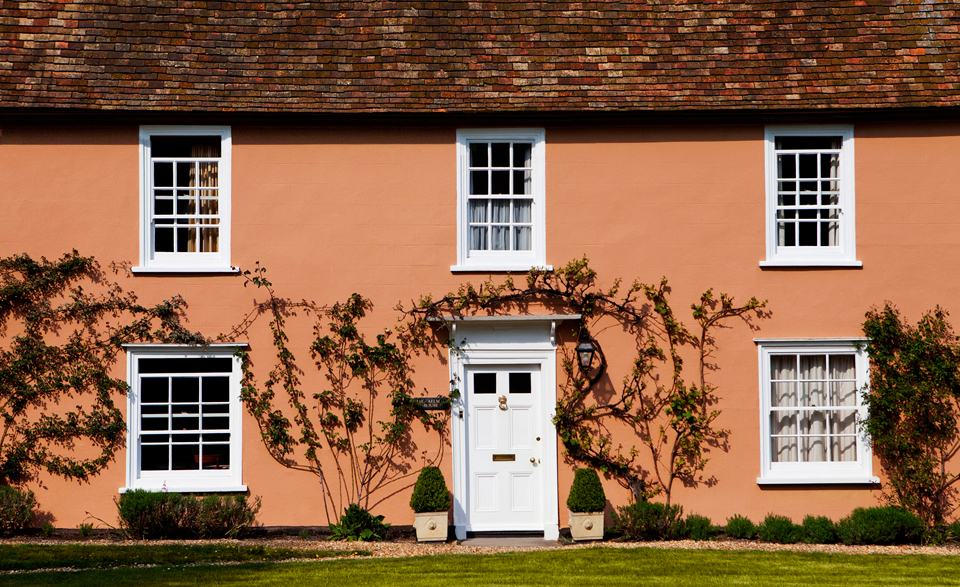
1, 118, 958, 529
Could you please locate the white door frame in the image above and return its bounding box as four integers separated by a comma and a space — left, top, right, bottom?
440, 316, 577, 541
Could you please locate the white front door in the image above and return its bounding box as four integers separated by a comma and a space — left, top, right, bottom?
464, 364, 542, 531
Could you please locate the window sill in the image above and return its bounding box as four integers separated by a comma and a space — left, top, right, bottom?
451, 264, 553, 273
131, 266, 240, 275
757, 476, 879, 485
759, 259, 862, 269
120, 484, 248, 493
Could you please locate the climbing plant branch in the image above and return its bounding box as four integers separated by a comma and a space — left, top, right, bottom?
399, 257, 766, 505
225, 264, 447, 519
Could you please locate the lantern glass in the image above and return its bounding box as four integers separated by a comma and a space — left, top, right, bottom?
576, 341, 595, 369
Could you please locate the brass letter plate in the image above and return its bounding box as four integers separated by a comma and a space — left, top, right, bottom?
492, 454, 516, 462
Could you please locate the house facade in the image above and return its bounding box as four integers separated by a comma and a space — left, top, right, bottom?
3, 1, 960, 538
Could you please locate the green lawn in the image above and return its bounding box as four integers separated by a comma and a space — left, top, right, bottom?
3, 546, 960, 586
0, 543, 367, 571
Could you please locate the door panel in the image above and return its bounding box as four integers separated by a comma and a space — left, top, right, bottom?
465, 365, 541, 530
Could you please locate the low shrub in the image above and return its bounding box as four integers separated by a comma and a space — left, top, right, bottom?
78, 522, 93, 538
800, 515, 837, 544
116, 490, 261, 539
0, 486, 36, 535
409, 467, 451, 513
947, 520, 960, 542
329, 504, 390, 542
758, 514, 801, 544
611, 501, 684, 541
40, 521, 55, 537
684, 514, 719, 541
566, 469, 607, 513
723, 514, 756, 539
836, 506, 923, 545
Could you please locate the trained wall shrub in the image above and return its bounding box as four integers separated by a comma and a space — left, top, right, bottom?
836, 506, 923, 545
566, 468, 607, 513
757, 514, 801, 544
684, 514, 719, 541
801, 515, 838, 544
724, 514, 756, 539
409, 467, 451, 513
0, 486, 35, 535
611, 501, 684, 541
116, 490, 261, 539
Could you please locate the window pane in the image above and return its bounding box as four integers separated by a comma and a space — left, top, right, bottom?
201, 445, 230, 468
176, 162, 194, 187
202, 416, 230, 430
469, 143, 488, 167
172, 444, 201, 470
155, 199, 173, 216
491, 170, 510, 194
197, 161, 218, 188
509, 372, 531, 394
514, 199, 532, 223
152, 136, 221, 158
171, 377, 200, 403
141, 378, 169, 403
512, 143, 532, 167
154, 162, 174, 187
141, 445, 168, 471
199, 227, 219, 253
155, 227, 174, 252
491, 143, 510, 167
776, 136, 842, 150
141, 416, 168, 431
491, 226, 509, 250
513, 170, 531, 195
492, 200, 510, 223
470, 170, 488, 195
470, 227, 487, 251
202, 377, 230, 403
514, 227, 531, 251
140, 358, 233, 373
473, 373, 496, 394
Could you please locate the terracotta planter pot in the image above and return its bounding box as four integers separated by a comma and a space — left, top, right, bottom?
413, 511, 448, 542
568, 510, 604, 541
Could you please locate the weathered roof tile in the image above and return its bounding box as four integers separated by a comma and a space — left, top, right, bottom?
2, 0, 959, 113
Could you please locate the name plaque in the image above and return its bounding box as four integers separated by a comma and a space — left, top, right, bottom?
414, 396, 450, 411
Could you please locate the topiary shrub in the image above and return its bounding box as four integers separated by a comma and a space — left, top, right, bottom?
724, 514, 757, 540
836, 506, 923, 545
566, 468, 607, 513
0, 486, 35, 535
329, 504, 390, 542
757, 514, 801, 544
409, 467, 451, 513
800, 515, 837, 544
611, 501, 684, 541
684, 514, 719, 541
116, 490, 261, 539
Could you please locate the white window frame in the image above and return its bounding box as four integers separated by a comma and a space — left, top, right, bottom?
453, 129, 549, 272
761, 125, 860, 267
135, 126, 235, 273
756, 338, 878, 485
122, 344, 246, 493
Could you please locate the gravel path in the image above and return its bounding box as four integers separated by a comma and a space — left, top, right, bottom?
6, 536, 960, 558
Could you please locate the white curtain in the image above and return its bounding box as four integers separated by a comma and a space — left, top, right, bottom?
829, 355, 857, 462
770, 355, 798, 462
800, 355, 827, 462
469, 200, 487, 250
190, 144, 219, 253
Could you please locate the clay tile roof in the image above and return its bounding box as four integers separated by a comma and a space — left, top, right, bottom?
1, 1, 959, 113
